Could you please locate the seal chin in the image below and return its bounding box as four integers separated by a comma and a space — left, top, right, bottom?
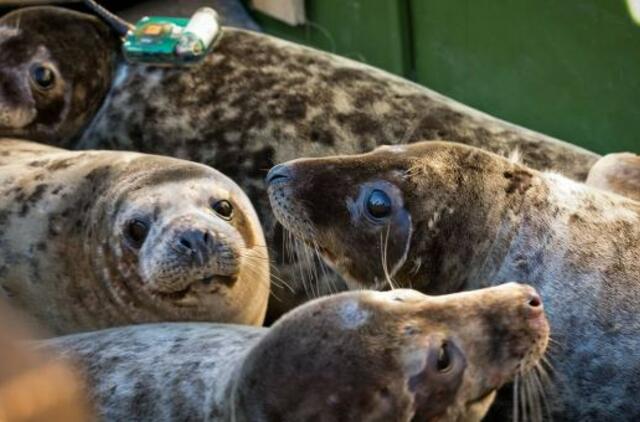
463, 390, 497, 421
152, 274, 238, 307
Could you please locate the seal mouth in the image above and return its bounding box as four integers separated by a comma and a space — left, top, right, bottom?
155, 274, 237, 304
199, 274, 236, 286
465, 389, 497, 408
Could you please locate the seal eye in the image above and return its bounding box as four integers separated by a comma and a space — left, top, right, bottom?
126, 219, 149, 247
366, 189, 392, 219
212, 200, 233, 219
30, 64, 56, 90
436, 341, 452, 372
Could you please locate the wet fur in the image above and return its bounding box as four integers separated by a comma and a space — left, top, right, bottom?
0, 139, 269, 334
269, 141, 640, 419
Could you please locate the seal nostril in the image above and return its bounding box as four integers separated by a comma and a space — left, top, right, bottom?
528, 295, 542, 308
266, 164, 291, 184
179, 238, 192, 250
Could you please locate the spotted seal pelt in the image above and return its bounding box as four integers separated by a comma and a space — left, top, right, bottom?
0, 139, 269, 334
267, 141, 640, 419
0, 6, 600, 320
42, 283, 549, 421
586, 152, 640, 202
0, 6, 119, 145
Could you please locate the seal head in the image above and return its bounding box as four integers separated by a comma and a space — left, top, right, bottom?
0, 7, 119, 146
236, 282, 549, 421
0, 141, 270, 333
267, 142, 536, 293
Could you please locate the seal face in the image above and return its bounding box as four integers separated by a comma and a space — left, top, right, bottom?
0, 139, 269, 334
0, 7, 119, 146
586, 152, 640, 202
268, 140, 640, 419
43, 283, 548, 422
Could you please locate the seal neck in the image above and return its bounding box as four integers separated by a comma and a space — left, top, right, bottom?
399, 153, 540, 293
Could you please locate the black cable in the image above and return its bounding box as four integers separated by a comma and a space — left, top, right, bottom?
83, 0, 133, 37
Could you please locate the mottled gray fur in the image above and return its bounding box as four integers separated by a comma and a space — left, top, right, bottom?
0, 139, 269, 334
39, 284, 548, 421
0, 8, 601, 318
267, 142, 640, 420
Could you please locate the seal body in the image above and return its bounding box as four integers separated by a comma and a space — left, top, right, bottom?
42, 283, 548, 421
586, 152, 640, 201
267, 141, 640, 419
0, 7, 600, 319
0, 7, 119, 145
0, 139, 269, 334
78, 27, 600, 320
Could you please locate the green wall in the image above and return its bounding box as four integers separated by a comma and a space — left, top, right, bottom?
250, 1, 640, 153
249, 0, 412, 77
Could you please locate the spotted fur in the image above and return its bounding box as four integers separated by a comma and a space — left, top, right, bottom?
41, 283, 548, 421
268, 141, 640, 419
0, 7, 600, 319
0, 139, 269, 334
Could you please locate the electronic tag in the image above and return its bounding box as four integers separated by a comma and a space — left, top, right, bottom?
123, 8, 222, 66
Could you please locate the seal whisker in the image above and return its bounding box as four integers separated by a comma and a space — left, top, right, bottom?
379, 226, 397, 290
531, 365, 553, 422
525, 371, 542, 422
513, 373, 520, 422
311, 240, 336, 295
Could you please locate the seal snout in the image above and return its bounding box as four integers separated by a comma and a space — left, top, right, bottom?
176, 228, 215, 266
265, 163, 292, 185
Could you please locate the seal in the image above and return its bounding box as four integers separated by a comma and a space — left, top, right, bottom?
267, 141, 640, 419
0, 139, 269, 334
0, 6, 119, 146
586, 152, 640, 201
74, 19, 601, 321
42, 283, 549, 422
0, 6, 600, 320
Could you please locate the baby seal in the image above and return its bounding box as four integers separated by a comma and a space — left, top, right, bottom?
0, 7, 119, 146
43, 283, 549, 421
0, 139, 269, 334
586, 152, 640, 201
268, 141, 640, 419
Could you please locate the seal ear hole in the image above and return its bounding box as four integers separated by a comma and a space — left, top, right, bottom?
366, 189, 392, 219
212, 200, 233, 220
436, 341, 452, 372
126, 219, 149, 248
29, 64, 56, 91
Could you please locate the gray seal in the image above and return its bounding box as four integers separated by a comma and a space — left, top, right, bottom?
0, 139, 269, 334
0, 6, 119, 145
267, 141, 640, 419
42, 283, 549, 421
0, 6, 600, 320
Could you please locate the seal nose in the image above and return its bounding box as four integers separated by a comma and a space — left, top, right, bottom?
177, 229, 213, 265
266, 164, 292, 185
524, 289, 544, 319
